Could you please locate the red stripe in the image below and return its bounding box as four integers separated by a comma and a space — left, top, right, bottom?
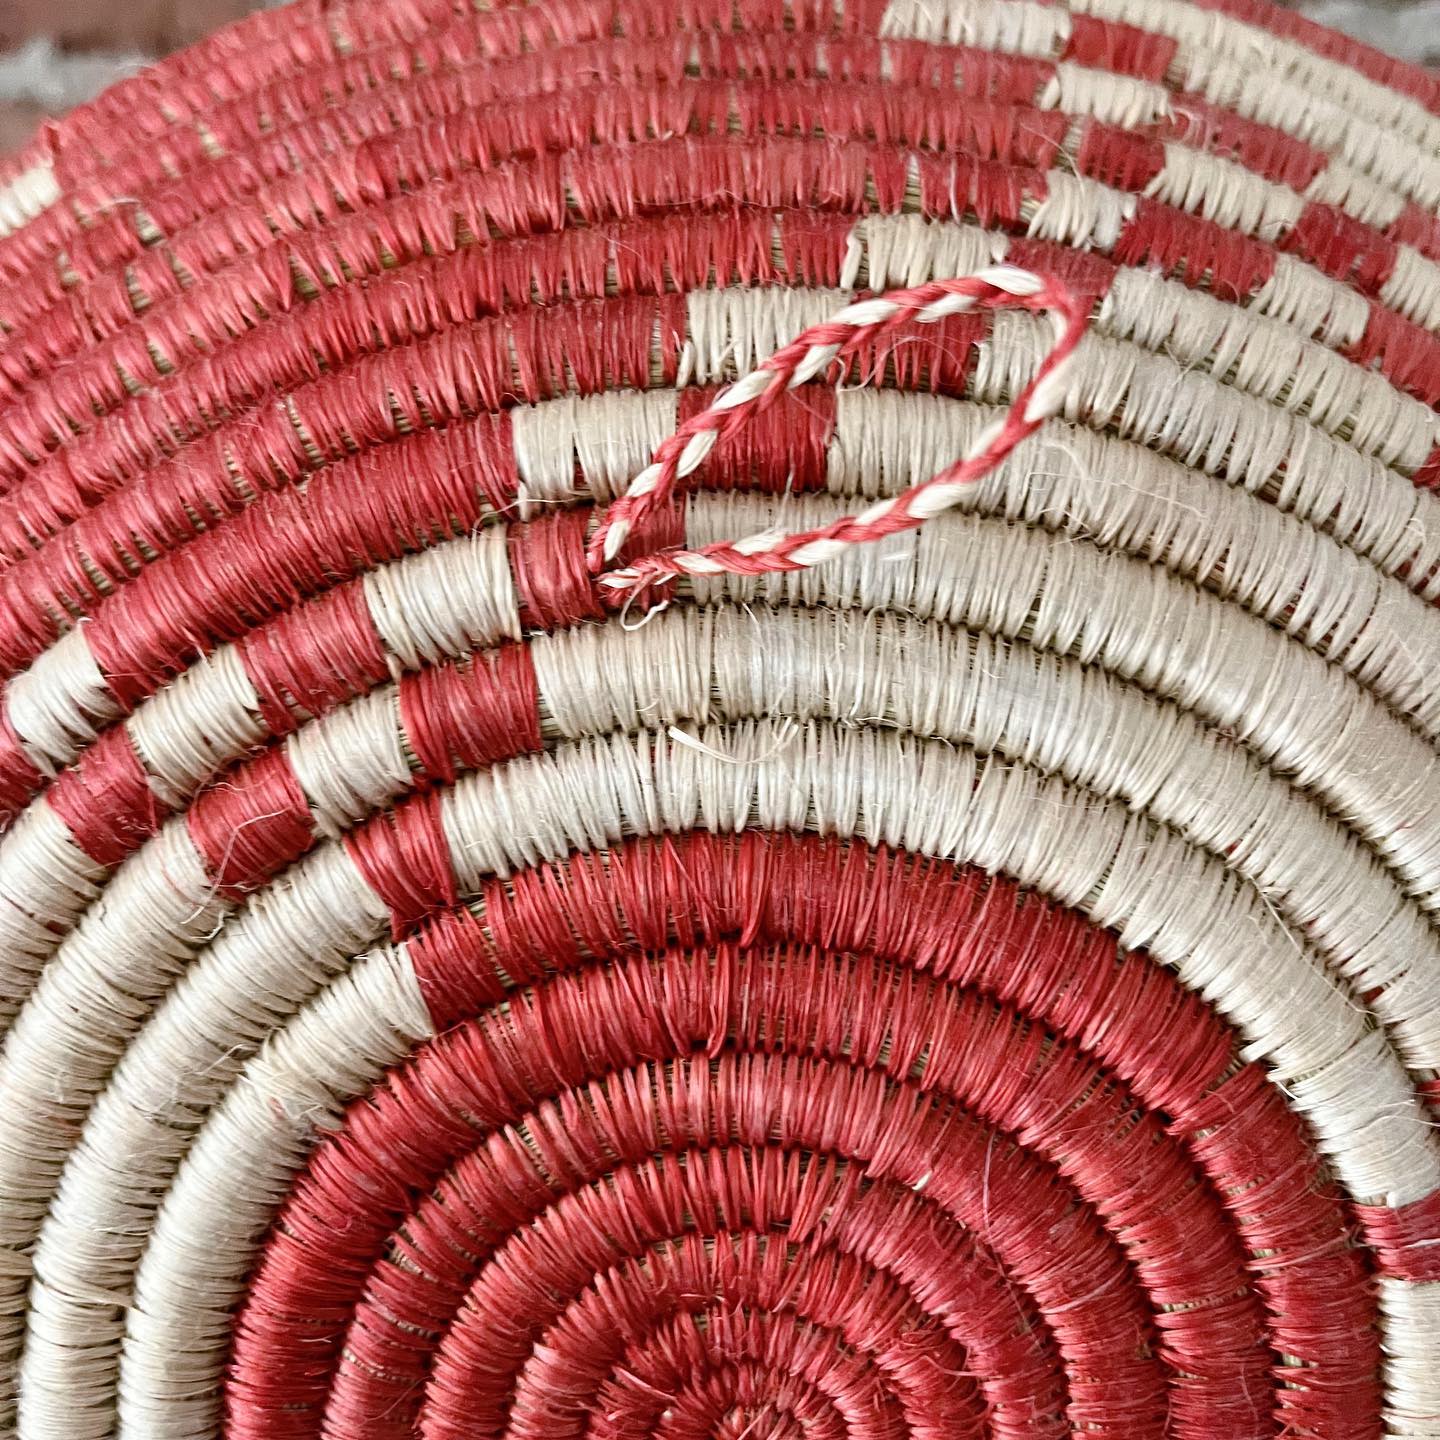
575, 1309, 963, 1438
509, 509, 606, 632
1176, 1062, 1379, 1436
238, 584, 389, 736
1414, 442, 1440, 490
1005, 237, 1119, 299
343, 790, 456, 938
1356, 1188, 1440, 1282
185, 746, 314, 898
1064, 13, 1178, 81
0, 76, 1059, 418
399, 642, 541, 784
677, 384, 838, 494
1076, 121, 1166, 191
0, 404, 309, 610
415, 1123, 1038, 1440
46, 727, 166, 867
1390, 201, 1440, 264
1167, 94, 1327, 192
915, 151, 1045, 230
1286, 202, 1399, 294
226, 834, 1380, 1440
0, 215, 759, 665
0, 27, 1039, 331
20, 0, 860, 206
414, 834, 1375, 1440
52, 635, 545, 895
340, 1168, 1061, 1437
81, 418, 508, 705
1114, 198, 1276, 302
1348, 302, 1440, 409
4, 4, 372, 194
778, 211, 853, 287
0, 1, 612, 280
855, 312, 987, 396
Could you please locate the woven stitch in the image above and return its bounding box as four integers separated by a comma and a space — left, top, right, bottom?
0, 1, 1439, 1437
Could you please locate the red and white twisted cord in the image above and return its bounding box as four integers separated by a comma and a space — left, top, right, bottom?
589, 265, 1092, 602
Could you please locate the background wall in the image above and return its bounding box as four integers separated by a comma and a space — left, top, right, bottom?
0, 0, 1435, 154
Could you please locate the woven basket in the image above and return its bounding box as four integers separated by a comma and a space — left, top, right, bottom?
1, 0, 1439, 1436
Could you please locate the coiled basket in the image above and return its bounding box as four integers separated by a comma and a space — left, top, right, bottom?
0, 0, 1439, 1436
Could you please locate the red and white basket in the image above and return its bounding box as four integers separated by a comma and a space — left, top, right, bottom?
0, 0, 1438, 1436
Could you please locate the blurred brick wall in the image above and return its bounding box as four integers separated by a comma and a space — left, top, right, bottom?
0, 0, 1433, 156
0, 0, 267, 52
0, 0, 267, 153
1301, 0, 1440, 64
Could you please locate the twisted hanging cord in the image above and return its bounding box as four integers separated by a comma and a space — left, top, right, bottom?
589, 266, 1093, 603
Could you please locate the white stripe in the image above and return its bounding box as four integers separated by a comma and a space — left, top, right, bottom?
5, 631, 113, 775
1147, 142, 1305, 241
680, 287, 848, 385
511, 389, 678, 514
1380, 1277, 1440, 1438
1185, 50, 1440, 212
976, 305, 1433, 575
690, 487, 1440, 911
287, 688, 408, 837
1383, 246, 1440, 334
1040, 61, 1171, 128
362, 526, 520, 670
126, 647, 264, 809
21, 842, 388, 1440
0, 823, 220, 1385
1255, 250, 1373, 347
0, 805, 104, 1031
1306, 157, 1410, 229
120, 945, 432, 1439
1026, 170, 1137, 250
434, 719, 1436, 1202
880, 0, 1071, 55
6, 364, 1438, 1011
0, 162, 59, 238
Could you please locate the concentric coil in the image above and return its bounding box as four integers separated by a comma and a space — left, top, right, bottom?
0, 0, 1439, 1437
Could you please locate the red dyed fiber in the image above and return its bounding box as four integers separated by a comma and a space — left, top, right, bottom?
1286, 203, 1399, 294
226, 833, 1379, 1440
1357, 1189, 1440, 1282
675, 385, 838, 494
399, 643, 541, 785
1077, 123, 1167, 191
0, 726, 40, 826
1, 4, 1435, 1438
1113, 199, 1276, 302
1064, 14, 1178, 79
510, 510, 607, 632
239, 584, 391, 735
345, 791, 458, 938
186, 747, 315, 898
47, 728, 166, 868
